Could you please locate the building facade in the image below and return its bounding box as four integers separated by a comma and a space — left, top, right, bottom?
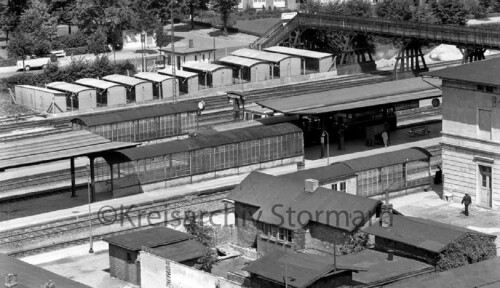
428, 59, 500, 209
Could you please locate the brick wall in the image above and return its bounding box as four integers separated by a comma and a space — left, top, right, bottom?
108, 244, 140, 285
304, 223, 349, 256
234, 203, 260, 248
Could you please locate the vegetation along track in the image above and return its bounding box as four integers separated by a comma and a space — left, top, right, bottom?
1, 189, 232, 257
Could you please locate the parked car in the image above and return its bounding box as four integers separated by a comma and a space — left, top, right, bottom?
16, 55, 52, 71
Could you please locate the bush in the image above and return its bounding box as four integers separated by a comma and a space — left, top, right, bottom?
0, 58, 17, 67
65, 46, 89, 56
436, 234, 496, 271
336, 231, 369, 256
52, 32, 88, 50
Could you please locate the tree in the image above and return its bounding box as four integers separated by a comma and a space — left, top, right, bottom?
154, 23, 170, 50
6, 32, 35, 62
86, 28, 108, 55
376, 0, 415, 21
184, 0, 209, 30
342, 0, 372, 17
432, 0, 468, 25
412, 1, 439, 24
210, 0, 239, 36
184, 211, 219, 272
0, 0, 29, 42
298, 0, 322, 14
49, 0, 76, 34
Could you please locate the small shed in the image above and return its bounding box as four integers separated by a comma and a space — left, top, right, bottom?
264, 46, 334, 73
181, 61, 233, 88
158, 66, 199, 94
102, 74, 153, 103
134, 72, 179, 100
219, 55, 270, 82
75, 78, 127, 107
231, 48, 301, 78
14, 85, 67, 113
103, 227, 201, 285
46, 81, 97, 110
159, 43, 215, 69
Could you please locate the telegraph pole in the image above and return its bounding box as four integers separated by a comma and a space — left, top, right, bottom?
170, 0, 177, 103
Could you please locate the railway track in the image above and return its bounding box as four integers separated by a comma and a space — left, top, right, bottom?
1, 189, 231, 256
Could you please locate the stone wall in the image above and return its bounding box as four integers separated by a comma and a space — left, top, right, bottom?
304, 223, 349, 256
234, 203, 259, 248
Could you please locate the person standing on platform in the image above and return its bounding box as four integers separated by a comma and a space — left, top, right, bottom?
381, 130, 389, 147
462, 193, 472, 216
434, 166, 443, 185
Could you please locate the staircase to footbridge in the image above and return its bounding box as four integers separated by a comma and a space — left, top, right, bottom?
251, 13, 500, 75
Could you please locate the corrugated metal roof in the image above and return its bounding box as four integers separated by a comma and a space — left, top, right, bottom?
75, 78, 124, 90
151, 239, 206, 262
219, 55, 268, 67
0, 253, 92, 288
0, 130, 137, 170
103, 227, 193, 251
424, 57, 500, 86
231, 48, 294, 63
134, 72, 174, 83
158, 66, 198, 78
182, 61, 231, 72
17, 85, 67, 95
258, 77, 442, 115
264, 46, 332, 59
342, 147, 432, 172
105, 123, 301, 162
102, 74, 149, 86
363, 215, 494, 253
243, 251, 364, 288
71, 101, 199, 126
46, 81, 95, 94
385, 257, 500, 288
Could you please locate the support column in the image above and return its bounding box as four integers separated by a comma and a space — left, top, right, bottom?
90, 156, 96, 203
458, 46, 486, 64
337, 34, 376, 75
70, 157, 76, 198
394, 38, 428, 80
109, 163, 114, 193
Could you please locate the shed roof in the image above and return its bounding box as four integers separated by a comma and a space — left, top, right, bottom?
337, 249, 434, 287
258, 77, 441, 115
242, 251, 364, 288
231, 48, 294, 63
385, 257, 500, 288
182, 61, 231, 72
159, 46, 215, 55
105, 123, 301, 163
102, 74, 149, 86
134, 72, 174, 83
219, 55, 268, 67
75, 78, 123, 90
151, 239, 206, 263
71, 101, 199, 126
264, 46, 332, 60
0, 130, 137, 171
17, 85, 67, 95
424, 57, 500, 86
363, 215, 494, 253
342, 147, 432, 172
0, 253, 92, 288
158, 66, 198, 78
103, 227, 193, 251
46, 81, 95, 94
280, 162, 355, 184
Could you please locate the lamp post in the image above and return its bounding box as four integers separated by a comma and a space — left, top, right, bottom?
322, 130, 330, 165
87, 164, 94, 254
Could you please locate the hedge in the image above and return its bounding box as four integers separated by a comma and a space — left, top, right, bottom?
0, 58, 17, 68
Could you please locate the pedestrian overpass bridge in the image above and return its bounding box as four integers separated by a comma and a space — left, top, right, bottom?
251, 13, 500, 75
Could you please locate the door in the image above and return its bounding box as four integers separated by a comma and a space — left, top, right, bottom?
478, 165, 492, 208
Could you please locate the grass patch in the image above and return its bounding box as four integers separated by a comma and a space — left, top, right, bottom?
232, 18, 281, 36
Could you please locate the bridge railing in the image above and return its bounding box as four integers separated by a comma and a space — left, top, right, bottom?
296, 13, 500, 49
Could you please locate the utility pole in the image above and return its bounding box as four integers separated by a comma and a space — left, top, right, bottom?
170, 0, 177, 103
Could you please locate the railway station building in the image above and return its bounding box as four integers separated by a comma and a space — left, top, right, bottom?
426, 58, 500, 210
160, 44, 216, 69
264, 46, 334, 73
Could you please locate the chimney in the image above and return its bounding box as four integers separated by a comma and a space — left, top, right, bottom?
189, 39, 194, 48
305, 179, 319, 193
380, 203, 393, 228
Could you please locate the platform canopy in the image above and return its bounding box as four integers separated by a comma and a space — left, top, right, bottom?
219, 55, 268, 67
264, 46, 332, 60
231, 48, 292, 63
158, 66, 198, 79
258, 77, 441, 115
182, 61, 229, 72
0, 130, 138, 171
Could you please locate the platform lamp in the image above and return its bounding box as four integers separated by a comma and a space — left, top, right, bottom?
87, 163, 94, 254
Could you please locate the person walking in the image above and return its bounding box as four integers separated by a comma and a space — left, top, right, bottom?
462, 193, 472, 216
381, 130, 389, 147
434, 166, 442, 185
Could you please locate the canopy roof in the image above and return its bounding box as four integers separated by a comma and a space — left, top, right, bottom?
231, 48, 294, 63
264, 46, 332, 59
182, 61, 231, 72
342, 147, 432, 172
75, 78, 124, 90
17, 85, 67, 96
0, 130, 137, 171
71, 101, 199, 126
158, 66, 198, 78
424, 57, 500, 86
134, 72, 174, 83
219, 55, 268, 67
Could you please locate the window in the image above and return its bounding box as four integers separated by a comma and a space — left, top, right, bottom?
332, 181, 347, 192
127, 253, 132, 263
477, 85, 496, 93
261, 223, 293, 243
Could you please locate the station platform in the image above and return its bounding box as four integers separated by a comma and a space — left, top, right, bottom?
0, 135, 441, 233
